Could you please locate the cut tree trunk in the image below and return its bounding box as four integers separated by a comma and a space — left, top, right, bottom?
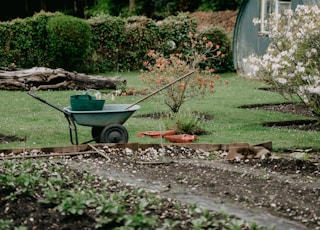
0, 67, 126, 91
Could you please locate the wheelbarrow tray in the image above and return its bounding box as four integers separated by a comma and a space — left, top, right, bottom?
64, 104, 140, 127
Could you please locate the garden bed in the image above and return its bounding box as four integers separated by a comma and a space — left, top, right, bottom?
0, 142, 319, 229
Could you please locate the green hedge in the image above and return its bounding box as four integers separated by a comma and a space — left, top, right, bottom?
87, 14, 126, 73
201, 27, 234, 73
120, 16, 160, 71
0, 12, 233, 73
0, 12, 56, 68
47, 15, 92, 71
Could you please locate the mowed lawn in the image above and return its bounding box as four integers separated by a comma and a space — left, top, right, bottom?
0, 72, 319, 151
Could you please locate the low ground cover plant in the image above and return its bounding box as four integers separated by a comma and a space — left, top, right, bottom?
0, 158, 271, 229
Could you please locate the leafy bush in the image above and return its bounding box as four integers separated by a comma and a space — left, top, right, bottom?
141, 32, 222, 113
0, 12, 57, 68
120, 16, 160, 71
87, 13, 197, 72
85, 0, 113, 17
246, 5, 320, 121
46, 15, 92, 71
0, 11, 232, 74
157, 13, 198, 55
0, 21, 15, 67
198, 0, 243, 11
1, 19, 33, 68
87, 14, 126, 72
165, 111, 208, 135
24, 12, 56, 67
201, 27, 234, 73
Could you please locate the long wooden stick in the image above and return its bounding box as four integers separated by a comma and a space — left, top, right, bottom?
88, 144, 111, 162
125, 70, 196, 110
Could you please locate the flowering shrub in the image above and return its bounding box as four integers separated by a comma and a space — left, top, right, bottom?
246, 5, 320, 119
141, 32, 222, 113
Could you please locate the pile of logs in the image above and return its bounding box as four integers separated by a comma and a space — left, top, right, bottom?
0, 66, 125, 91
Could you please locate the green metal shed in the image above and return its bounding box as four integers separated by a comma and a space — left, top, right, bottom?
233, 0, 320, 76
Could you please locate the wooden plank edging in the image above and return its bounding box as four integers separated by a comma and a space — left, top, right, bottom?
0, 141, 272, 156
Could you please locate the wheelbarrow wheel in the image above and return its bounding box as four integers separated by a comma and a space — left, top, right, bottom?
91, 126, 104, 143
100, 124, 128, 143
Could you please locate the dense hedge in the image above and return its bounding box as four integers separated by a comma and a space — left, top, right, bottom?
0, 12, 233, 73
87, 14, 126, 73
201, 27, 234, 73
47, 15, 92, 71
157, 13, 198, 54
120, 16, 160, 71
0, 12, 56, 68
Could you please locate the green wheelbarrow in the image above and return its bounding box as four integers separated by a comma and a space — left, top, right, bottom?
28, 91, 140, 145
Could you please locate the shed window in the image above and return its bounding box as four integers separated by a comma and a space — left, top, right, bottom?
260, 0, 291, 34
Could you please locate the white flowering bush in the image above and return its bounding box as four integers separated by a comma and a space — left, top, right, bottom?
246, 5, 320, 119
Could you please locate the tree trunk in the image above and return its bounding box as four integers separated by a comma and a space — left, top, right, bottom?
0, 67, 125, 91
129, 0, 136, 14
40, 0, 47, 11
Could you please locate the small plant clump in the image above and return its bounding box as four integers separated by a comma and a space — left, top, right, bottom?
163, 111, 209, 135
141, 32, 225, 114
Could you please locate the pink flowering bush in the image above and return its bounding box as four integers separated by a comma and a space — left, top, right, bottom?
141, 32, 223, 113
246, 5, 320, 119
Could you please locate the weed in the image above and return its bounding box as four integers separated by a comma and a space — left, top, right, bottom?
0, 219, 12, 229
164, 110, 208, 134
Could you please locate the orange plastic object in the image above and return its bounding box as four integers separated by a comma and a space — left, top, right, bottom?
136, 130, 176, 138
164, 134, 198, 143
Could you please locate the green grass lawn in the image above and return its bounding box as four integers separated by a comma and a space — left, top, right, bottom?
0, 72, 319, 151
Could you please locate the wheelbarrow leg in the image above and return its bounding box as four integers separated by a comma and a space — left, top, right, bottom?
91, 127, 104, 143
64, 113, 79, 145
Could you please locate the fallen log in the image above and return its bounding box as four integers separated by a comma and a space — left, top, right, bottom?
0, 67, 126, 91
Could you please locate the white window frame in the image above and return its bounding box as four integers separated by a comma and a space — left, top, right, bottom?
260, 0, 291, 35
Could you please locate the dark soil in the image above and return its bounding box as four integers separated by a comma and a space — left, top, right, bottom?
239, 102, 320, 131
1, 144, 319, 229
239, 102, 316, 118
0, 104, 319, 229
0, 134, 23, 144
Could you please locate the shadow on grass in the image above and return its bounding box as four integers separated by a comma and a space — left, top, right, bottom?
0, 134, 24, 144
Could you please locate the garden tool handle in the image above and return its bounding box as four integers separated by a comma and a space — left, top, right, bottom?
125, 70, 196, 110
27, 91, 68, 115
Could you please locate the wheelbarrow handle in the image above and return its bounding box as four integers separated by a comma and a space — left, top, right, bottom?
125, 70, 196, 110
27, 91, 68, 115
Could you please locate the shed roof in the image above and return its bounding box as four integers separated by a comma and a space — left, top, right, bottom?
233, 0, 320, 73
302, 0, 320, 5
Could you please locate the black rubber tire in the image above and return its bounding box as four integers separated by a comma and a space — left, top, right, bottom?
100, 124, 129, 143
91, 126, 104, 143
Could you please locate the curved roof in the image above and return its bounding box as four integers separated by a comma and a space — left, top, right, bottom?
302, 0, 320, 5
233, 0, 320, 73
